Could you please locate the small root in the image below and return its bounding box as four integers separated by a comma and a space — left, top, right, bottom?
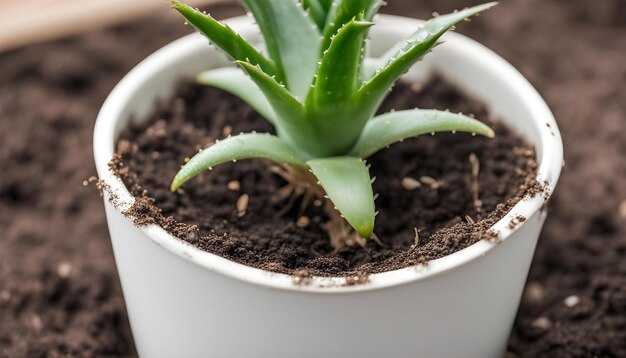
321, 205, 374, 251
409, 228, 420, 250
269, 164, 378, 251
469, 153, 483, 214
322, 214, 365, 251
298, 190, 314, 217
273, 184, 295, 203
270, 164, 323, 218
274, 185, 298, 218
370, 233, 384, 247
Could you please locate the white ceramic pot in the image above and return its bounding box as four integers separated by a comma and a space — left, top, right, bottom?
94, 15, 563, 358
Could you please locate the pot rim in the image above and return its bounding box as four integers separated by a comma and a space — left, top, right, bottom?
94, 14, 563, 293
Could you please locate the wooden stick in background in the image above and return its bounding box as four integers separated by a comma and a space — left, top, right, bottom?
0, 0, 230, 53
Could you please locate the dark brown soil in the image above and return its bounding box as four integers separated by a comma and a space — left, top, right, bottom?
112, 79, 537, 276
1, 0, 625, 356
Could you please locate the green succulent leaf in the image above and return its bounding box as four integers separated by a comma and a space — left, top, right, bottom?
197, 67, 276, 124
170, 0, 278, 79
359, 57, 380, 83
303, 0, 327, 30
365, 0, 383, 21
321, 0, 377, 53
378, 3, 497, 66
236, 61, 322, 156
242, 0, 321, 99
307, 157, 375, 238
319, 0, 333, 13
356, 3, 498, 113
309, 19, 373, 107
349, 109, 495, 158
236, 60, 304, 121
171, 133, 306, 191
169, 1, 499, 242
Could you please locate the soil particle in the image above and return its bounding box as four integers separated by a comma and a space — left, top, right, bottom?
292, 270, 313, 286
509, 215, 527, 230
343, 274, 370, 286
112, 78, 538, 277
401, 176, 422, 191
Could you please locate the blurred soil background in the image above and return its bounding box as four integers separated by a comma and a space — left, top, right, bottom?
0, 0, 624, 356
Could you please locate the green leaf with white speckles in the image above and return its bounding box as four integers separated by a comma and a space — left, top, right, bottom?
171, 133, 306, 191
321, 0, 377, 54
349, 109, 495, 158
356, 3, 498, 116
309, 19, 373, 107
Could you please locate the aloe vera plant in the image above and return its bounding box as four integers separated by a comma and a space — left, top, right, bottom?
170, 0, 497, 244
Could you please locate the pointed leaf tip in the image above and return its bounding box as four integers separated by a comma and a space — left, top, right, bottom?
307, 157, 375, 238
349, 109, 495, 158
357, 2, 499, 114
171, 133, 306, 191
484, 2, 499, 9
171, 1, 278, 79
310, 18, 373, 106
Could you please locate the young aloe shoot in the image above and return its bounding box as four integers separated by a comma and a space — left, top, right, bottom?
170, 0, 497, 247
